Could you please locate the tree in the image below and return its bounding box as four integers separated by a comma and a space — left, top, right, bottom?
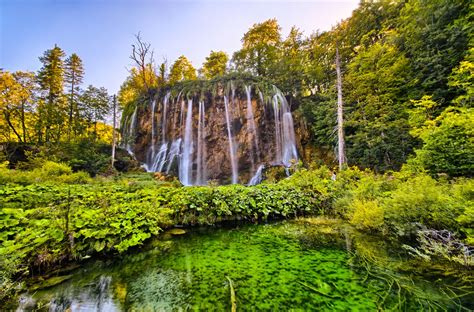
0, 70, 36, 143
0, 70, 23, 142
130, 33, 156, 92
13, 71, 36, 143
37, 45, 66, 143
169, 55, 197, 83
273, 27, 307, 96
202, 51, 228, 79
398, 0, 470, 103
344, 40, 413, 171
413, 107, 473, 177
232, 19, 281, 76
80, 85, 110, 140
111, 95, 117, 166
304, 31, 336, 95
158, 60, 168, 84
448, 47, 474, 107
64, 53, 84, 141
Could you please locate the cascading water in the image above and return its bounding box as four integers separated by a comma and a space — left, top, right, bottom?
224, 95, 239, 184
245, 85, 260, 174
180, 99, 194, 186
124, 79, 299, 186
124, 107, 138, 155
196, 100, 207, 185
161, 92, 170, 144
150, 98, 156, 160
272, 89, 298, 167
248, 164, 264, 186
166, 139, 181, 174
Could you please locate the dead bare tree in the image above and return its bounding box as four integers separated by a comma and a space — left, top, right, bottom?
130, 32, 154, 92
335, 45, 346, 170
111, 95, 117, 167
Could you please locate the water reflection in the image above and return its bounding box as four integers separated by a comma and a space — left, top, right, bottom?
13, 220, 473, 311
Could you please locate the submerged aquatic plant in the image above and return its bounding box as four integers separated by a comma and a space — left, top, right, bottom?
403, 230, 474, 266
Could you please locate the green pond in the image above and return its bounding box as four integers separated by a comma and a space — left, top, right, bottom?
13, 220, 474, 311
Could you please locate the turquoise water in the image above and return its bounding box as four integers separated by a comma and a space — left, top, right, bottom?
14, 220, 473, 311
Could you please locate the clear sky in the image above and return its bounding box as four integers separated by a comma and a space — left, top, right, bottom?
1, 0, 359, 94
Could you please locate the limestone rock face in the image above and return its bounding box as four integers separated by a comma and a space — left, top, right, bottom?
122, 79, 299, 185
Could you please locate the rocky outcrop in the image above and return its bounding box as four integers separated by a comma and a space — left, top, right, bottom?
122, 78, 299, 185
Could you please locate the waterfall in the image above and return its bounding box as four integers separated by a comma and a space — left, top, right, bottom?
161, 92, 170, 143
147, 93, 170, 171
179, 99, 194, 186
282, 112, 298, 167
248, 164, 264, 186
245, 85, 260, 173
272, 94, 283, 164
126, 106, 138, 155
166, 138, 182, 174
151, 98, 156, 159
272, 89, 298, 167
130, 79, 299, 186
179, 98, 185, 129
196, 100, 207, 185
224, 95, 238, 184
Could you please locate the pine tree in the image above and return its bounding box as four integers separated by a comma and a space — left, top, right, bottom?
64, 53, 84, 141
37, 45, 66, 142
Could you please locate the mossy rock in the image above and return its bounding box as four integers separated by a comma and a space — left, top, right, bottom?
29, 275, 72, 291
167, 228, 187, 236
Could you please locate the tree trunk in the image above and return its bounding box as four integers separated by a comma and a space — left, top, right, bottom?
21, 100, 27, 142
336, 46, 346, 170
68, 74, 75, 142
4, 111, 23, 142
111, 95, 117, 166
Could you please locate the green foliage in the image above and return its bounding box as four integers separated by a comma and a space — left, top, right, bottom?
4, 141, 123, 176
349, 199, 384, 231
0, 168, 323, 300
449, 47, 474, 106
0, 160, 91, 185
169, 55, 197, 83
201, 51, 228, 79
0, 70, 37, 143
333, 169, 472, 240
0, 165, 472, 302
64, 53, 85, 140
398, 0, 470, 102
37, 45, 67, 143
383, 175, 464, 235
39, 160, 72, 176
1, 45, 112, 146
232, 18, 281, 76
344, 39, 413, 171
412, 107, 473, 177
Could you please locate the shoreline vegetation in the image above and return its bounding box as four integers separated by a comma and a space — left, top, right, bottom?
1, 160, 472, 303
1, 0, 472, 309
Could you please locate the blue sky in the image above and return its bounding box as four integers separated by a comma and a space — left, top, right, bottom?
1, 0, 359, 94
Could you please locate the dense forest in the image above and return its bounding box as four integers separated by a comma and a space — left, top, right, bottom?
1, 0, 473, 309
117, 0, 473, 175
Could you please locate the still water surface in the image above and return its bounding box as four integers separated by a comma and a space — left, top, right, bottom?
14, 220, 474, 311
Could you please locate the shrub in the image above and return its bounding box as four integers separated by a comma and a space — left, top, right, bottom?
453, 179, 474, 244
57, 171, 92, 184
382, 175, 464, 236
0, 161, 91, 185
349, 199, 384, 231
37, 161, 72, 176
413, 107, 473, 177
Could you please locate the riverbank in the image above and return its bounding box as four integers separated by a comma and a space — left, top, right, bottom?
1, 163, 473, 303
5, 219, 474, 310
